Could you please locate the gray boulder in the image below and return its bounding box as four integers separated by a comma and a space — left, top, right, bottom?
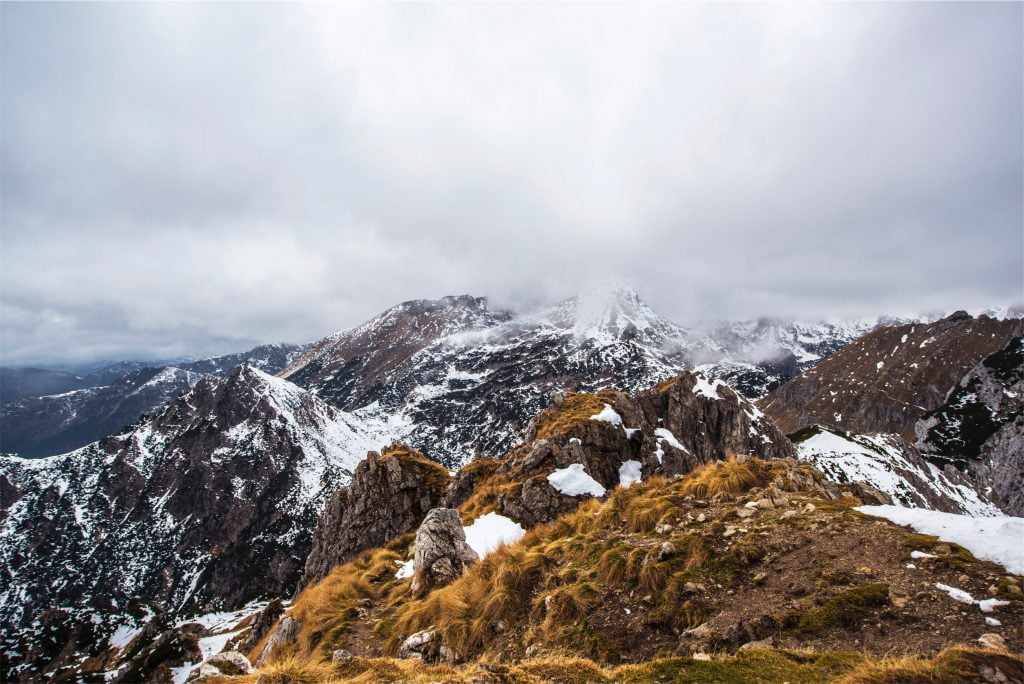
411, 508, 478, 594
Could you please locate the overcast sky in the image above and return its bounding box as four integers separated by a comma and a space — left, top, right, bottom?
2, 3, 1021, 365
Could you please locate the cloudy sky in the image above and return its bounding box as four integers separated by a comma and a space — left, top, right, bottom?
2, 3, 1021, 365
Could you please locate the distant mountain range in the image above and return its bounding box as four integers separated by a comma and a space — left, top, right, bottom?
0, 344, 304, 458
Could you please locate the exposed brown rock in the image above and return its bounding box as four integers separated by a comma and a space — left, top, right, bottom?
485, 371, 798, 526
299, 446, 451, 589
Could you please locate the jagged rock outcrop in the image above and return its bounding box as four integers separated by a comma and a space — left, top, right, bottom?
761, 312, 1024, 440
299, 446, 451, 589
916, 337, 1024, 515
474, 370, 798, 527
113, 619, 204, 683
0, 365, 375, 681
410, 508, 478, 594
241, 599, 285, 653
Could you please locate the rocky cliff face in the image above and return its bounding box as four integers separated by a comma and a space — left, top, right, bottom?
916, 337, 1024, 515
1, 343, 304, 459
0, 366, 376, 680
760, 312, 1024, 439
299, 446, 451, 590
461, 370, 798, 529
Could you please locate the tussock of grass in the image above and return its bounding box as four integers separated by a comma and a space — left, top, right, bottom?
535, 392, 621, 440
680, 457, 770, 499
254, 655, 337, 683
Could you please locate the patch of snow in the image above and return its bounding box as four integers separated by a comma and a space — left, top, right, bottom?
547, 463, 606, 497
618, 460, 642, 488
395, 559, 414, 579
857, 505, 1024, 574
108, 624, 142, 650
198, 631, 238, 659
654, 428, 687, 452
463, 512, 526, 558
171, 663, 193, 684
978, 598, 1010, 613
692, 375, 725, 400
935, 583, 975, 605
986, 617, 1002, 626
590, 404, 623, 426
910, 550, 936, 560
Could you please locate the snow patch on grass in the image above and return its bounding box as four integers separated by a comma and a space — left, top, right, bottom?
463, 512, 526, 558
547, 463, 606, 497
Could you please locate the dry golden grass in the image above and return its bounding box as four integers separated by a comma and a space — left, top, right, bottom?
254, 655, 337, 683
835, 646, 1012, 683
679, 457, 770, 499
534, 392, 621, 440
243, 648, 1021, 683
653, 375, 680, 392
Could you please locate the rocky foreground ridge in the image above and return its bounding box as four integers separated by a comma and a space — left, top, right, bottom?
64, 370, 1023, 683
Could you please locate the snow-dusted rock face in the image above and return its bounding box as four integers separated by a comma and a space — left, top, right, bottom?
493, 370, 798, 527
0, 365, 379, 680
761, 312, 1024, 440
280, 285, 862, 469
793, 426, 1000, 516
1, 343, 304, 459
916, 337, 1024, 515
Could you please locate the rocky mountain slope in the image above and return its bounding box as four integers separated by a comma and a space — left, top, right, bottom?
759, 313, 1023, 517
760, 311, 1024, 439
282, 285, 872, 468
916, 337, 1024, 515
0, 366, 379, 679
0, 343, 303, 458
792, 426, 1000, 516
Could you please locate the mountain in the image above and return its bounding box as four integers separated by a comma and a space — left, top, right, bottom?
700, 318, 876, 397
0, 367, 91, 404
916, 337, 1024, 515
760, 313, 1024, 515
281, 285, 871, 468
0, 366, 382, 678
0, 343, 305, 458
760, 311, 1024, 438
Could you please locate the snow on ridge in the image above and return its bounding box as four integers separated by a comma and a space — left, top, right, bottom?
590, 404, 623, 426
692, 374, 726, 400
857, 504, 1024, 574
547, 463, 606, 497
463, 512, 526, 558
